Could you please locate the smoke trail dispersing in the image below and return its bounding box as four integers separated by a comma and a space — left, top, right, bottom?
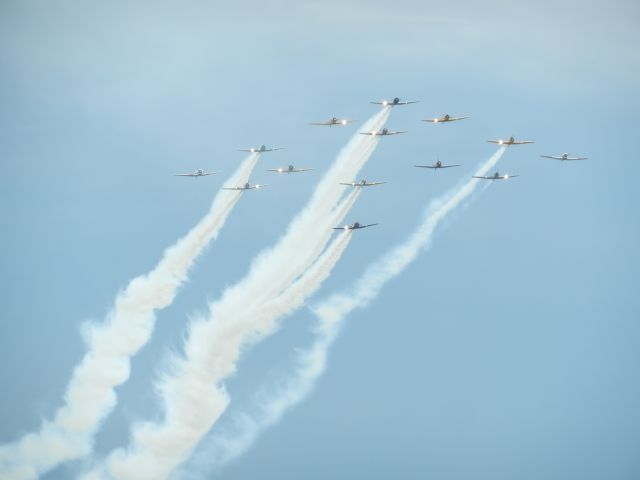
86, 109, 390, 480
0, 153, 260, 480
183, 148, 507, 473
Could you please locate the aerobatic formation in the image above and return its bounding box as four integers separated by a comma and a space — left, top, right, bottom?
1, 97, 587, 480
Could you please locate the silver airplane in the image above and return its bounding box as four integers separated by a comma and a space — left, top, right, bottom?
423, 114, 470, 123
222, 182, 270, 191
540, 153, 588, 161
487, 136, 535, 146
309, 117, 354, 127
333, 221, 378, 231
473, 171, 519, 180
340, 179, 386, 187
174, 169, 219, 177
267, 165, 314, 174
370, 97, 419, 106
359, 127, 407, 136
414, 160, 461, 170
238, 145, 285, 153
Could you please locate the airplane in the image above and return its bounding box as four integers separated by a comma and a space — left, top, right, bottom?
174, 169, 219, 177
370, 97, 419, 106
309, 117, 354, 127
487, 136, 535, 146
238, 145, 285, 153
222, 182, 270, 191
359, 127, 407, 136
333, 221, 378, 231
422, 114, 470, 123
472, 171, 519, 180
267, 165, 314, 173
340, 179, 386, 187
540, 153, 588, 161
414, 160, 461, 170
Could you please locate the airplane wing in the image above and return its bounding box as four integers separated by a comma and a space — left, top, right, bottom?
339, 182, 357, 186
269, 147, 285, 151
414, 165, 438, 168
359, 132, 377, 136
569, 157, 588, 160
364, 182, 385, 186
222, 186, 244, 190
175, 173, 196, 176
292, 168, 313, 172
370, 101, 385, 105
540, 155, 560, 160
487, 140, 504, 144
360, 223, 379, 228
472, 175, 492, 179
238, 149, 254, 152
512, 141, 535, 145
309, 121, 331, 125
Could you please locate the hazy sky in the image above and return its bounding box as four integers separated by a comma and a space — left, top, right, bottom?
1, 1, 639, 479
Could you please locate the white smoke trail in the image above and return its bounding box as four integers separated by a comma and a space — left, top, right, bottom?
0, 154, 260, 480
182, 148, 507, 474
85, 109, 390, 480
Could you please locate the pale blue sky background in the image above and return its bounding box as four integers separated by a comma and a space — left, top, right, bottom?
1, 0, 639, 478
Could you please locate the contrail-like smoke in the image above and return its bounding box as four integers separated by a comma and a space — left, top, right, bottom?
86, 109, 390, 480
181, 148, 507, 474
0, 154, 260, 480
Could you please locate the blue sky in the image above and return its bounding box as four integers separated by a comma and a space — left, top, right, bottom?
1, 0, 639, 478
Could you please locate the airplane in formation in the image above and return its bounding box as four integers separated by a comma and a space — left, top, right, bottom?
487, 136, 535, 146
174, 169, 219, 177
267, 165, 313, 174
422, 114, 469, 123
333, 221, 378, 231
414, 160, 461, 170
360, 127, 407, 136
370, 97, 419, 106
340, 179, 386, 187
309, 117, 354, 127
473, 171, 519, 180
222, 182, 270, 191
540, 153, 588, 161
239, 145, 284, 153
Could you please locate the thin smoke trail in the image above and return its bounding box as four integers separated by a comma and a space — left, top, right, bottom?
0, 153, 260, 480
181, 148, 507, 474
85, 109, 390, 480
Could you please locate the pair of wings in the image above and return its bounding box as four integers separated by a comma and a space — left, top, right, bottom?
267, 167, 313, 173
487, 140, 535, 145
340, 181, 385, 187
238, 147, 285, 152
423, 116, 469, 123
359, 130, 407, 136
414, 164, 461, 169
333, 223, 378, 230
309, 119, 353, 126
540, 155, 588, 161
473, 174, 519, 180
222, 184, 270, 190
370, 100, 419, 106
175, 171, 219, 177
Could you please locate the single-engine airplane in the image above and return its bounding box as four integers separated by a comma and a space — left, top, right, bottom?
309, 117, 354, 126
333, 221, 378, 231
540, 153, 588, 161
238, 145, 284, 153
487, 136, 535, 146
359, 127, 407, 136
340, 179, 386, 187
174, 169, 219, 177
370, 97, 419, 106
423, 114, 469, 123
267, 165, 313, 173
414, 160, 461, 170
473, 171, 519, 180
222, 182, 270, 191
